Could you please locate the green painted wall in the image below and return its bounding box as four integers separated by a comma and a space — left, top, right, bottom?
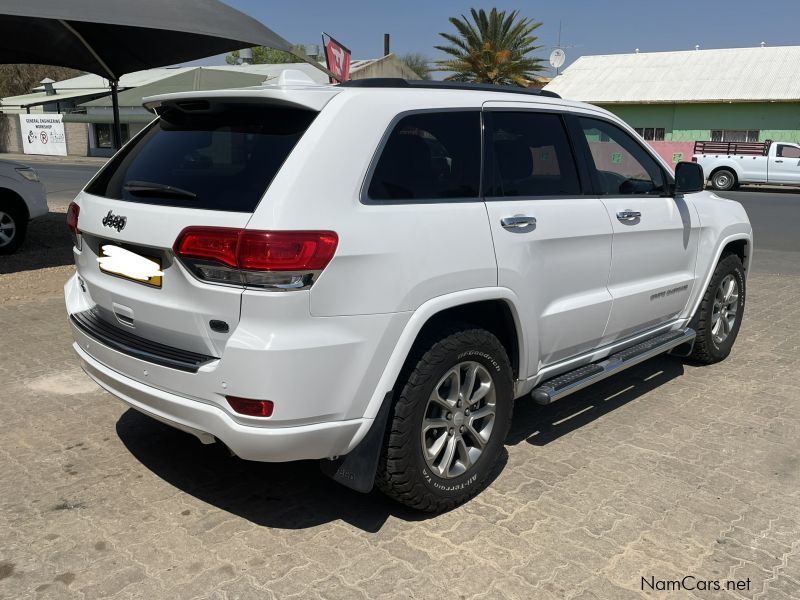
598, 102, 800, 143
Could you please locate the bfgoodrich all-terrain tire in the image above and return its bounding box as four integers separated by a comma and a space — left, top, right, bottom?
690, 253, 746, 364
376, 327, 514, 512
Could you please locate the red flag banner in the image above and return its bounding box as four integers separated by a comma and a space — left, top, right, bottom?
323, 33, 351, 83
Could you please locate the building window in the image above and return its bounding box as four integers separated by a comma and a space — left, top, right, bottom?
94, 124, 130, 148
633, 127, 665, 141
710, 129, 759, 143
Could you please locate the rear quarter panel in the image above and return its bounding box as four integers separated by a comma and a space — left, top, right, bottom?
245, 90, 499, 317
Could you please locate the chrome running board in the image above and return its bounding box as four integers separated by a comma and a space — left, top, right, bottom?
531, 328, 696, 405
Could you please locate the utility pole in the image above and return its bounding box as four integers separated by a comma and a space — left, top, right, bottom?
556, 21, 562, 77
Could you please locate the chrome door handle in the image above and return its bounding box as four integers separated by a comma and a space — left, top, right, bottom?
616, 210, 641, 222
501, 215, 537, 230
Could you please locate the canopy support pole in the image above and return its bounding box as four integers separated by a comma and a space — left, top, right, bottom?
58, 19, 124, 148
110, 80, 122, 149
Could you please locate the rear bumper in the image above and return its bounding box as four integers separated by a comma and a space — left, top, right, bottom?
65, 273, 409, 461
75, 342, 367, 461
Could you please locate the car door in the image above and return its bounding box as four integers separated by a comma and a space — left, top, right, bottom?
571, 115, 700, 343
768, 143, 800, 184
482, 104, 614, 372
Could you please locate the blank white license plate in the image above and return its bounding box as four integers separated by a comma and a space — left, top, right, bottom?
98, 244, 163, 288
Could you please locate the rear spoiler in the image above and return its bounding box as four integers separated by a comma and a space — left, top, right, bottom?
143, 85, 341, 114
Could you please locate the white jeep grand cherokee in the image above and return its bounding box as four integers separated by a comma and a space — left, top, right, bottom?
65, 76, 752, 512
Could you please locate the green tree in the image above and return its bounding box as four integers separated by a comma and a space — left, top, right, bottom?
0, 64, 80, 98
400, 53, 433, 80
225, 46, 309, 65
435, 8, 545, 86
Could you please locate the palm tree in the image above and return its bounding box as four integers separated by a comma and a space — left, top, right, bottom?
435, 8, 545, 86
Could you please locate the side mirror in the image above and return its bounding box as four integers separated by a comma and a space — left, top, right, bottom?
674, 161, 705, 194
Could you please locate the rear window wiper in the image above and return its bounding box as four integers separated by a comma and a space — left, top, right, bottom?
123, 180, 197, 199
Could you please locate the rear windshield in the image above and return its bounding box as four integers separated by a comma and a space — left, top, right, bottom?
85, 103, 317, 212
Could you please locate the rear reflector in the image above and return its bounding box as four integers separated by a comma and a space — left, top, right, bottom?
226, 396, 274, 417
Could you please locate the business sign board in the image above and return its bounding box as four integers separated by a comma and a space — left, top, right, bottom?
19, 113, 67, 156
323, 33, 351, 83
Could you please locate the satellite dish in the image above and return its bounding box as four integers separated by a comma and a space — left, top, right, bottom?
549, 48, 566, 69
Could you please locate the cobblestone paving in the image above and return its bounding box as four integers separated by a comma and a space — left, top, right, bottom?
0, 269, 798, 600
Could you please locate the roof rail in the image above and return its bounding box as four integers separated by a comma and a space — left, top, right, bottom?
338, 78, 561, 99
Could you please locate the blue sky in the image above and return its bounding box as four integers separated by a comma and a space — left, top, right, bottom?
187, 0, 800, 75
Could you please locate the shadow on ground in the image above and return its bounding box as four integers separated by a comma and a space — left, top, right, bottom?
507, 355, 685, 446
118, 409, 504, 532
733, 185, 800, 195
116, 356, 685, 531
0, 211, 73, 274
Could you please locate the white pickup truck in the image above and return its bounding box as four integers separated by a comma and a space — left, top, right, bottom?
693, 140, 800, 190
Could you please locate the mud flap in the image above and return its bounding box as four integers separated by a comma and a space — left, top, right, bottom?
319, 392, 393, 493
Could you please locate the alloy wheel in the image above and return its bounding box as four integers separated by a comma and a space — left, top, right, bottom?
421, 361, 496, 479
711, 274, 739, 345
0, 211, 16, 247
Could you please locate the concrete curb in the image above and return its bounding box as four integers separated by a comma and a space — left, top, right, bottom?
0, 153, 108, 167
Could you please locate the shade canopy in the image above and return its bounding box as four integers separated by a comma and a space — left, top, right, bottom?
0, 0, 331, 148
0, 0, 308, 80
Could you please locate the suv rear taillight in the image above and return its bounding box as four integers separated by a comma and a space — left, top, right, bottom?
66, 202, 81, 249
173, 227, 338, 290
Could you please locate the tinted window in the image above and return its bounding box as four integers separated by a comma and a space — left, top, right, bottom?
367, 111, 480, 201
86, 104, 316, 212
489, 112, 580, 197
579, 117, 666, 196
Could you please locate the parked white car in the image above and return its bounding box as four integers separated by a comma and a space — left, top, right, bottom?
64, 75, 753, 511
693, 140, 800, 190
0, 159, 48, 254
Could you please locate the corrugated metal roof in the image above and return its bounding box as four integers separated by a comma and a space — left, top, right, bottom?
544, 46, 800, 103
0, 88, 108, 108
5, 56, 415, 114
22, 61, 367, 96
30, 68, 197, 91
210, 62, 330, 83
31, 61, 346, 93
80, 58, 415, 108
81, 68, 269, 107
